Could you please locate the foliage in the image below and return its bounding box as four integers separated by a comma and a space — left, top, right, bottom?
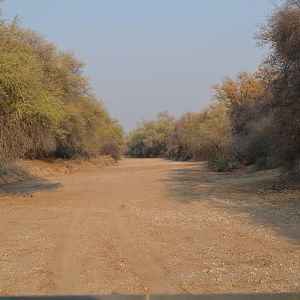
127, 105, 235, 170
257, 0, 300, 175
126, 112, 175, 157
0, 14, 124, 164
212, 69, 273, 168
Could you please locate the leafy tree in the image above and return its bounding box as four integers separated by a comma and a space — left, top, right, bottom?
0, 12, 124, 164
126, 112, 175, 157
212, 69, 272, 167
257, 0, 300, 175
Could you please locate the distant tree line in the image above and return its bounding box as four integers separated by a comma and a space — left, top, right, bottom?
0, 12, 124, 164
126, 0, 300, 177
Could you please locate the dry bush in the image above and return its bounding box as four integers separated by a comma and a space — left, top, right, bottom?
0, 163, 32, 185
100, 141, 122, 161
0, 120, 29, 164
257, 0, 300, 176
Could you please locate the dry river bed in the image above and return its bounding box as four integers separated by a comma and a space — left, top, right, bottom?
0, 158, 299, 295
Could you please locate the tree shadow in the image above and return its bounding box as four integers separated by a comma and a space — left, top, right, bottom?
0, 178, 62, 195
162, 163, 300, 242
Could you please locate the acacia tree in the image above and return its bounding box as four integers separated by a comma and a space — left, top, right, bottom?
257, 0, 300, 175
0, 18, 64, 162
0, 13, 124, 164
212, 69, 273, 167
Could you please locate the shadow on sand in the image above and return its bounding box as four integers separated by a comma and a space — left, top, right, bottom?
0, 178, 62, 195
162, 163, 300, 242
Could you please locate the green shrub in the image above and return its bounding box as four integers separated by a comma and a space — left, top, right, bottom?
0, 14, 124, 164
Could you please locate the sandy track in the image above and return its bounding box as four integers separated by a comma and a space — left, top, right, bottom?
0, 158, 299, 295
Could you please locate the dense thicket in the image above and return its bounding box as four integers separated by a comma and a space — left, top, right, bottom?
126, 112, 175, 158
257, 0, 300, 175
0, 15, 124, 164
127, 0, 300, 176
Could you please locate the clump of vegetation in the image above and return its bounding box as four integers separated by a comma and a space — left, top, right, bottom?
257, 0, 300, 176
127, 0, 300, 177
212, 68, 273, 170
0, 14, 124, 165
126, 112, 175, 158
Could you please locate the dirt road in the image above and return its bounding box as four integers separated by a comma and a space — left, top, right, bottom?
0, 158, 299, 295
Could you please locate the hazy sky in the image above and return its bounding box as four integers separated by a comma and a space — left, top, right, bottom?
3, 0, 275, 131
